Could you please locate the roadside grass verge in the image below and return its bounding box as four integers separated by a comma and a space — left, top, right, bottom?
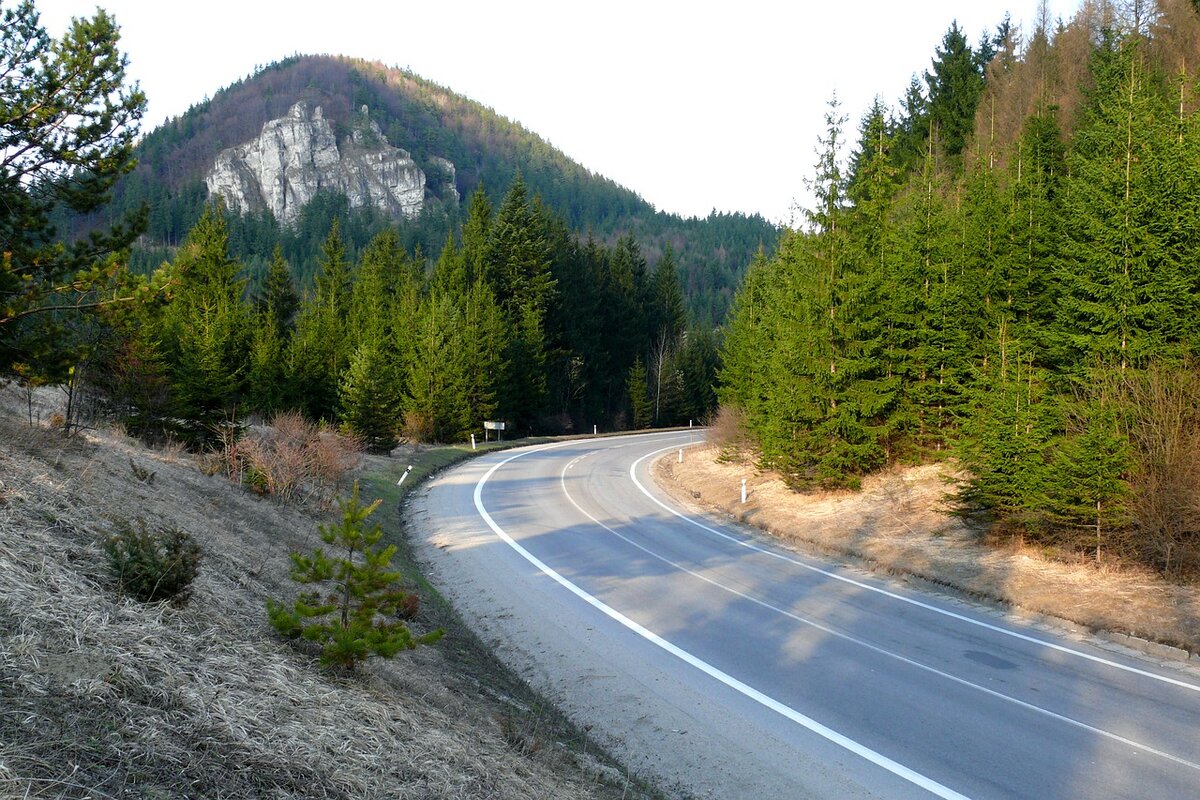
356, 434, 668, 800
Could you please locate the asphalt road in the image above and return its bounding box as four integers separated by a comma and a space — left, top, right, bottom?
409, 431, 1200, 799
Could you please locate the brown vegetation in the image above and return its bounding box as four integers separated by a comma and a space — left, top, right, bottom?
0, 386, 643, 799
973, 0, 1200, 170
212, 411, 364, 507
667, 419, 1200, 655
1118, 365, 1200, 574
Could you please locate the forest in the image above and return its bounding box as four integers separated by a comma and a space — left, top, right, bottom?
61, 54, 777, 327
8, 0, 1200, 580
719, 0, 1200, 574
58, 176, 717, 451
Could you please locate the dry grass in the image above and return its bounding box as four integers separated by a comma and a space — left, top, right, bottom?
659, 444, 1200, 654
217, 411, 364, 507
0, 385, 642, 799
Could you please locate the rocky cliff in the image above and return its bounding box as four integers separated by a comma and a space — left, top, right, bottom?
206, 102, 453, 225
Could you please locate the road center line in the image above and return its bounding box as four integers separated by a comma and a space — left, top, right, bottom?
559, 450, 1200, 772
472, 438, 971, 800
629, 442, 1200, 695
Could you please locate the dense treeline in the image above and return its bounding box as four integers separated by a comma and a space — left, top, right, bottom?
80, 175, 717, 451
60, 55, 776, 325
720, 1, 1200, 574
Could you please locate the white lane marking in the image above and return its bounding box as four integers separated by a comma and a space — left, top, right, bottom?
629, 444, 1200, 694
474, 439, 971, 800
560, 457, 1200, 772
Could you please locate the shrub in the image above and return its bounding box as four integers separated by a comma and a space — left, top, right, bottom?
400, 409, 434, 444
267, 482, 442, 668
215, 411, 363, 507
709, 405, 755, 463
104, 521, 202, 605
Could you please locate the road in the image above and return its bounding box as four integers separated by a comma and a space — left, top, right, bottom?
408, 431, 1200, 799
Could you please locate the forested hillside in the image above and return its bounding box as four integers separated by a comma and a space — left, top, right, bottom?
69, 174, 713, 448
719, 0, 1200, 574
64, 55, 775, 325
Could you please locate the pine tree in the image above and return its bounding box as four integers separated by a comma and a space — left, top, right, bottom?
267, 482, 442, 669
0, 4, 146, 374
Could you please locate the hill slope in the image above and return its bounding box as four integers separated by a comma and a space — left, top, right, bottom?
91, 55, 777, 324
0, 386, 649, 798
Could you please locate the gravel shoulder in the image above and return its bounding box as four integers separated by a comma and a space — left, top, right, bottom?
655, 444, 1200, 661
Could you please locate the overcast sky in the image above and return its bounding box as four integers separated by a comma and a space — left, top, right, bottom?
38, 1, 1082, 224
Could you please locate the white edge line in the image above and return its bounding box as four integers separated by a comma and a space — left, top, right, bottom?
630, 442, 1200, 694
558, 451, 1200, 772
472, 438, 971, 800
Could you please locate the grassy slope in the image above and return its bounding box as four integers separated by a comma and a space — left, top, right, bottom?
0, 389, 655, 799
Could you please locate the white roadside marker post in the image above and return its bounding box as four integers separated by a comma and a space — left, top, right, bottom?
678, 448, 683, 463
741, 478, 747, 504
397, 465, 413, 487
471, 433, 476, 451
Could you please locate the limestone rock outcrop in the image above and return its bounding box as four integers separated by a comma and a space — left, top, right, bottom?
206, 102, 454, 225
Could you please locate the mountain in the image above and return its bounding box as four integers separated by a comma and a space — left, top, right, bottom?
83, 55, 777, 325
205, 100, 454, 224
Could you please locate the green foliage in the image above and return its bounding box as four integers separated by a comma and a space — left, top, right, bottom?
286, 221, 353, 421
71, 54, 776, 326
267, 482, 442, 668
628, 357, 651, 430
156, 205, 251, 444
925, 22, 987, 160
105, 521, 202, 605
339, 340, 399, 452
713, 13, 1200, 572
0, 1, 147, 375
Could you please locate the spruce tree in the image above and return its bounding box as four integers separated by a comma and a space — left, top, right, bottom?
158, 205, 251, 444
247, 304, 286, 416
339, 340, 399, 452
257, 245, 298, 335
286, 221, 353, 420
1057, 33, 1178, 372
925, 22, 986, 161
649, 246, 688, 347
486, 175, 556, 429
403, 291, 468, 442
627, 356, 651, 429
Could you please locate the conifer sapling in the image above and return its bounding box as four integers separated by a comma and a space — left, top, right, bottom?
268, 481, 442, 667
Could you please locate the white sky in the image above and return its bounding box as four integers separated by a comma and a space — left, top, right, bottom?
38, 0, 1082, 225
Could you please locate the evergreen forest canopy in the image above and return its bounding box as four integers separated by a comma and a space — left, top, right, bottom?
8, 0, 1200, 580
719, 0, 1200, 575
64, 54, 777, 327
77, 177, 721, 449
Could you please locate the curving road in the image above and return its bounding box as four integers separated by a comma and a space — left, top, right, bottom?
409, 431, 1200, 799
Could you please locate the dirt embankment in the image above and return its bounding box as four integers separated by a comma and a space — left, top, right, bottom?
0, 386, 647, 799
657, 445, 1200, 659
